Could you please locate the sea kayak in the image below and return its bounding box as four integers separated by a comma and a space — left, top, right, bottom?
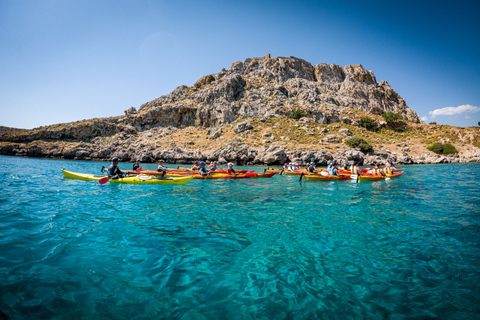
223, 172, 276, 179
302, 174, 351, 181
167, 173, 229, 179
62, 170, 194, 185
175, 167, 248, 174
358, 171, 404, 182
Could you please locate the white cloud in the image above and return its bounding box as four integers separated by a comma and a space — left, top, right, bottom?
429, 104, 480, 118
421, 116, 428, 122
465, 115, 471, 119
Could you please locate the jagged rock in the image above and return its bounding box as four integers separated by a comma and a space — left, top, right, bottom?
255, 145, 287, 165
339, 128, 352, 136
234, 121, 253, 133
208, 128, 223, 139
124, 107, 137, 115
75, 150, 90, 160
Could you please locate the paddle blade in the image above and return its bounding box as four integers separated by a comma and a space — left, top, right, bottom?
136, 167, 143, 173
320, 172, 328, 176
99, 177, 110, 184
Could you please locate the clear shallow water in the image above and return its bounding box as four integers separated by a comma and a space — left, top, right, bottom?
0, 156, 479, 320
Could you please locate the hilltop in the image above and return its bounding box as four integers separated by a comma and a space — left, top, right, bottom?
1, 55, 479, 165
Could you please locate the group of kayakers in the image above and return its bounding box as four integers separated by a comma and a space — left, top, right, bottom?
299, 159, 398, 177
107, 158, 239, 179
107, 157, 398, 180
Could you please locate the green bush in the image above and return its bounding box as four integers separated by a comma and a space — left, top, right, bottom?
427, 142, 458, 155
429, 122, 437, 125
443, 143, 458, 155
207, 75, 215, 84
345, 137, 373, 153
381, 112, 401, 125
427, 142, 443, 154
360, 116, 376, 130
289, 109, 306, 120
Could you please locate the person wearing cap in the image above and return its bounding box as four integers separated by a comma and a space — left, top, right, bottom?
208, 161, 218, 172
157, 160, 168, 177
227, 163, 237, 176
287, 162, 295, 171
133, 159, 141, 171
197, 161, 209, 176
307, 162, 317, 173
107, 157, 124, 179
327, 161, 339, 176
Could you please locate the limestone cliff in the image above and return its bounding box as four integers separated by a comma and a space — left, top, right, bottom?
1, 55, 479, 165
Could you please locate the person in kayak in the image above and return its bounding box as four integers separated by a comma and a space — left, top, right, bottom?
198, 161, 209, 176
307, 162, 317, 173
227, 163, 237, 176
208, 161, 218, 171
371, 163, 385, 176
133, 159, 141, 171
107, 157, 124, 179
157, 160, 168, 177
191, 160, 199, 171
384, 160, 397, 175
327, 161, 339, 176
350, 161, 362, 175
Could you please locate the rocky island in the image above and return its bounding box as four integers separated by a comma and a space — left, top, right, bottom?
1, 54, 479, 165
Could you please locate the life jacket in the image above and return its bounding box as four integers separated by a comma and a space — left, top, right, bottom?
384, 167, 393, 175
327, 166, 334, 175
373, 168, 384, 176
307, 165, 315, 173
350, 165, 360, 175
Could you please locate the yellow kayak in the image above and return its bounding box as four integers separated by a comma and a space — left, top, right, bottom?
62, 170, 194, 185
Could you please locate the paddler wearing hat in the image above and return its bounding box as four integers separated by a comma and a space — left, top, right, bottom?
197, 161, 209, 176
133, 159, 141, 171
227, 163, 237, 177
157, 160, 168, 177
107, 157, 124, 179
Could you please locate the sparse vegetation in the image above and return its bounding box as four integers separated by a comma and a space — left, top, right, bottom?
345, 137, 373, 153
360, 116, 376, 130
427, 142, 458, 155
207, 75, 215, 84
381, 112, 401, 125
289, 109, 306, 120
429, 122, 437, 125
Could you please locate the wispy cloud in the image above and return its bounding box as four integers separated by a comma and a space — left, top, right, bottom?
421, 116, 428, 122
429, 104, 480, 118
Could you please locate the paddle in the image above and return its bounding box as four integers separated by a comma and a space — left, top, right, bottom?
99, 176, 110, 184
299, 173, 303, 181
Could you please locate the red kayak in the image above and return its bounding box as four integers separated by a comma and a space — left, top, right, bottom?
223, 172, 276, 179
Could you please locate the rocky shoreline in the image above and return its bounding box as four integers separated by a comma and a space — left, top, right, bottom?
1, 134, 479, 166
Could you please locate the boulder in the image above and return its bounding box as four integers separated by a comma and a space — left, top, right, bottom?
234, 121, 253, 133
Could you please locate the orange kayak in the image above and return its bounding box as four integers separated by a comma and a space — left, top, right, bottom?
358, 171, 404, 182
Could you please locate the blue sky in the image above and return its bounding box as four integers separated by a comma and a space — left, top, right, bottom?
1, 0, 479, 129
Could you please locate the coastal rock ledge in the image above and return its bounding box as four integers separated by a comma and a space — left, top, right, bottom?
1, 55, 479, 165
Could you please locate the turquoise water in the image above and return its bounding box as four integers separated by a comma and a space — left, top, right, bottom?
0, 155, 479, 320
